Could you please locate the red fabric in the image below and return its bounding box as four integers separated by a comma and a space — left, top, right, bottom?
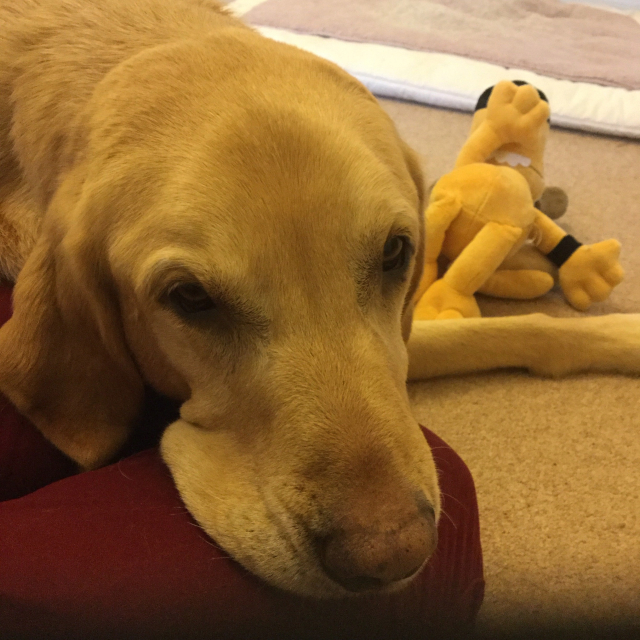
0, 397, 78, 502
0, 282, 484, 639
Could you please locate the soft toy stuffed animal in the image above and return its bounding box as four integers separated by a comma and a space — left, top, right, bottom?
413, 80, 624, 320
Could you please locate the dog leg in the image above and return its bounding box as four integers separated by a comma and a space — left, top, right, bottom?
407, 313, 640, 379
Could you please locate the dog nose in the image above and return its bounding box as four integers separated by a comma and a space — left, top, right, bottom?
318, 493, 437, 592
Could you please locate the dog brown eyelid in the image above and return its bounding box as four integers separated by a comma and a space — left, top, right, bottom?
163, 278, 270, 335
135, 255, 269, 332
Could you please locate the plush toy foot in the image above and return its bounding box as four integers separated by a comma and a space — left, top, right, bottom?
477, 269, 554, 299
434, 309, 465, 320
414, 279, 481, 320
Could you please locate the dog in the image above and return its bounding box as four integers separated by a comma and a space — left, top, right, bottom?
0, 0, 638, 599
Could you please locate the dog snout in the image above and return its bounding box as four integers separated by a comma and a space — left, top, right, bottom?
317, 491, 438, 592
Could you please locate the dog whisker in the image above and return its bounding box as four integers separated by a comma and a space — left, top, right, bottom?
440, 491, 469, 515
437, 506, 457, 529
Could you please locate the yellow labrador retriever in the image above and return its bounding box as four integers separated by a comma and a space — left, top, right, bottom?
0, 0, 638, 599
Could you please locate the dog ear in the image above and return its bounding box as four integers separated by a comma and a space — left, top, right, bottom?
0, 213, 144, 470
399, 141, 426, 342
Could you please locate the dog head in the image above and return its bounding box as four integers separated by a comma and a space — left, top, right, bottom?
0, 30, 438, 597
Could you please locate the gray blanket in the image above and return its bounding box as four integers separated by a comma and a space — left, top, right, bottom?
245, 0, 640, 90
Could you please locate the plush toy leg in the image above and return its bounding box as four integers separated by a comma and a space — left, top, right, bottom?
413, 191, 462, 306
414, 278, 481, 320
477, 269, 554, 299
414, 222, 523, 320
500, 244, 557, 277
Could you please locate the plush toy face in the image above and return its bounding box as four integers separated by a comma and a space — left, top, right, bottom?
470, 108, 549, 202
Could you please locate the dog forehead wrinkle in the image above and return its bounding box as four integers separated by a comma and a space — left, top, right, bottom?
232, 209, 416, 324
194, 97, 408, 211
154, 113, 420, 304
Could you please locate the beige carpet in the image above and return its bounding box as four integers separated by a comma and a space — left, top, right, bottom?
379, 98, 640, 632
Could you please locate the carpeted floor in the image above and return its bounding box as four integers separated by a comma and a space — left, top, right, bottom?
379, 98, 640, 632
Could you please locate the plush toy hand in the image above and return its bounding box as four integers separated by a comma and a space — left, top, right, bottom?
413, 278, 481, 320
486, 80, 550, 147
559, 239, 624, 311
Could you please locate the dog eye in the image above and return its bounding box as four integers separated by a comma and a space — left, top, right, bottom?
383, 235, 411, 272
168, 282, 216, 314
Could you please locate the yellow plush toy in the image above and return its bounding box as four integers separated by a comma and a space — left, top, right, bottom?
413, 80, 624, 320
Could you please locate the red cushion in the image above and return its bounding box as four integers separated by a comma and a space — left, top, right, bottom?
0, 283, 484, 638
0, 395, 78, 502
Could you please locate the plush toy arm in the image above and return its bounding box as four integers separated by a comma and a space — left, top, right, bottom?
413, 191, 461, 303
533, 211, 624, 310
532, 209, 566, 254
454, 123, 505, 168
